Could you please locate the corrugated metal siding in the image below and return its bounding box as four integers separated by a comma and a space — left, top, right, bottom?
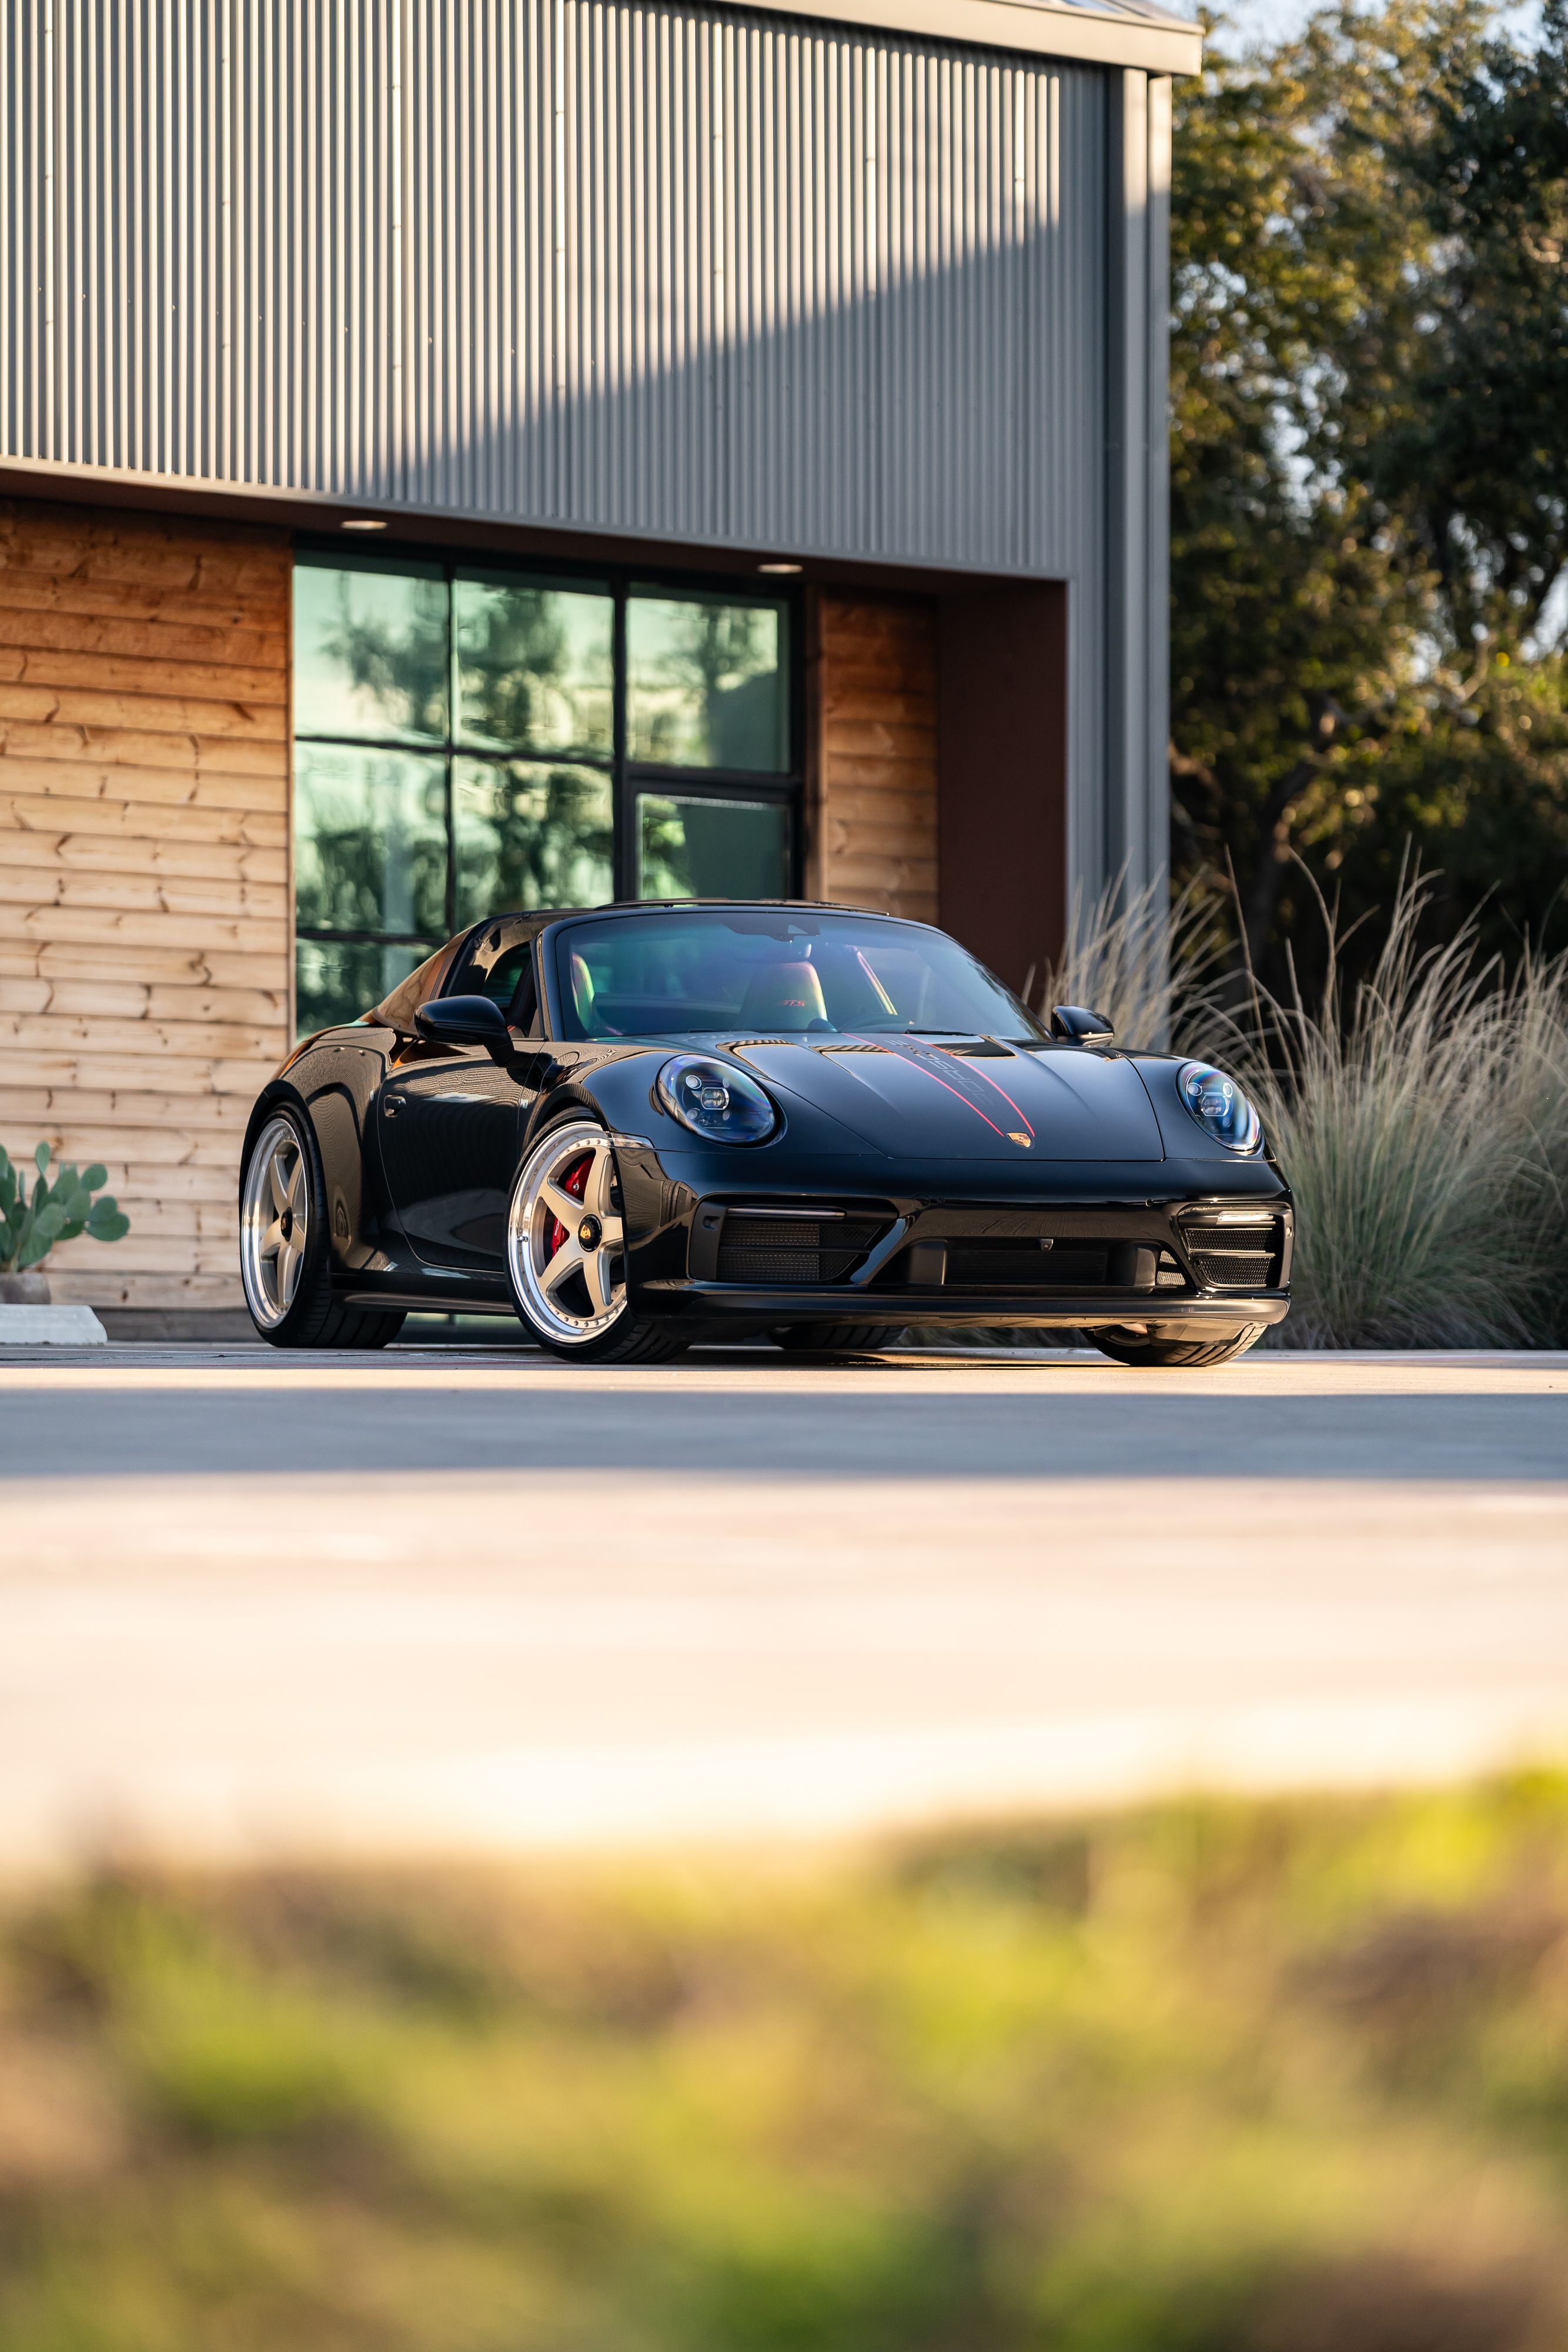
1, 0, 1110, 880
0, 1, 1104, 574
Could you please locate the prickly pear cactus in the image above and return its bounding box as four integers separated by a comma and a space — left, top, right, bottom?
0, 1142, 130, 1273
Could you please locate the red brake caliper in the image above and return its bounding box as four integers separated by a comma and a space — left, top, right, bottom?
546, 1154, 593, 1262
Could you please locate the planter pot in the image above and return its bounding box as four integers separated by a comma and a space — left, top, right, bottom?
0, 1269, 50, 1305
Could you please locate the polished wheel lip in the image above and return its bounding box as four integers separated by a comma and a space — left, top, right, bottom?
507, 1119, 627, 1345
240, 1112, 309, 1330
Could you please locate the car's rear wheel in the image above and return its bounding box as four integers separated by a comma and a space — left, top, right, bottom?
506, 1117, 687, 1364
1089, 1322, 1267, 1368
239, 1107, 406, 1349
773, 1324, 904, 1354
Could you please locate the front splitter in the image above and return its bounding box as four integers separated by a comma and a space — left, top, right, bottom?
642, 1285, 1292, 1328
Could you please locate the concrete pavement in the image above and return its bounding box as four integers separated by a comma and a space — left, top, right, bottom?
1, 1342, 1565, 1869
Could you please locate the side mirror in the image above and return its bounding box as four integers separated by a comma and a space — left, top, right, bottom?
414, 994, 514, 1060
1051, 1003, 1116, 1048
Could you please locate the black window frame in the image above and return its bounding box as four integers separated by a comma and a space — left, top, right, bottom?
290, 535, 805, 985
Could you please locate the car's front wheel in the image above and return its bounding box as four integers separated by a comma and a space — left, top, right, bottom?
506, 1117, 687, 1364
1089, 1322, 1267, 1368
239, 1107, 406, 1349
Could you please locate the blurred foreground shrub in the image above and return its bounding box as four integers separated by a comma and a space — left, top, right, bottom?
5, 1780, 1568, 2349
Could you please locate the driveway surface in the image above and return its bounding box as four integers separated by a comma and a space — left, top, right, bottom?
1, 1342, 1565, 1869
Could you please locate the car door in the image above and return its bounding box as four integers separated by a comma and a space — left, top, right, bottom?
376, 932, 545, 1269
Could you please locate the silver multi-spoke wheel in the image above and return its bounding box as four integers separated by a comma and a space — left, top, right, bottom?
507, 1120, 627, 1347
240, 1113, 310, 1330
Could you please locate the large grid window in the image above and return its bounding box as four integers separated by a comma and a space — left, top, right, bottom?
291, 549, 800, 1035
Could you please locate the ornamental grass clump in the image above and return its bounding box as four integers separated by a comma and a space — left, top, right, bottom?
1031, 873, 1231, 1055
1037, 870, 1568, 1351
1233, 886, 1568, 1350
0, 1141, 129, 1274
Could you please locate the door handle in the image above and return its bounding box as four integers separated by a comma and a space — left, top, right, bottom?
383, 1097, 403, 1118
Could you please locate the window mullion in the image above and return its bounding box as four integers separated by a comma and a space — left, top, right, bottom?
611, 583, 633, 901
445, 564, 458, 937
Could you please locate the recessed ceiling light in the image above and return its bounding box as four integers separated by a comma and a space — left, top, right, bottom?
758, 560, 801, 574
341, 517, 387, 531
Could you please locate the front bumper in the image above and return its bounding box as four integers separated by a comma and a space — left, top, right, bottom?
628, 1174, 1293, 1331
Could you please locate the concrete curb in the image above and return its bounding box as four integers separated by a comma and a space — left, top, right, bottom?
0, 1304, 106, 1345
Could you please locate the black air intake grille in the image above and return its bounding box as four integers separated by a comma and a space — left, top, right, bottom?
714, 1215, 884, 1286
944, 1241, 1111, 1289
1181, 1222, 1281, 1289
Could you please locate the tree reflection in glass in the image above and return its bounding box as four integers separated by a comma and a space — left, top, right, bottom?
637, 794, 790, 899
293, 565, 449, 743
454, 761, 614, 924
454, 580, 613, 757
627, 597, 787, 770
290, 563, 797, 1038
294, 746, 449, 938
295, 940, 434, 1035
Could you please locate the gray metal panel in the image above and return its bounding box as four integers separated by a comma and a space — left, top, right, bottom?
1096, 62, 1166, 910
1, 3, 1104, 568
1, 0, 1121, 869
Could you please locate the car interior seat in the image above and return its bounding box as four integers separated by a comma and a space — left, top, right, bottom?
737, 959, 829, 1030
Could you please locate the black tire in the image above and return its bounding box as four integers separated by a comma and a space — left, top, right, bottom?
773, 1324, 904, 1354
1089, 1323, 1266, 1369
239, 1102, 406, 1350
505, 1115, 688, 1365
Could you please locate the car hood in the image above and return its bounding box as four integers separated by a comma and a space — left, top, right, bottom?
726, 1035, 1165, 1161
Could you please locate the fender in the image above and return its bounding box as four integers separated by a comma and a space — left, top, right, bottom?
519, 1078, 605, 1157
239, 1078, 316, 1201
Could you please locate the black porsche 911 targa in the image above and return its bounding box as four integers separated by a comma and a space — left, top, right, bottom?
239, 900, 1292, 1366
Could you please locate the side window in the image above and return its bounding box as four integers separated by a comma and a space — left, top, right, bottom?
488, 946, 539, 1030
450, 927, 541, 1030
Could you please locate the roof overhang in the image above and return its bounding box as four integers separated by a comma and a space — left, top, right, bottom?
731, 0, 1202, 73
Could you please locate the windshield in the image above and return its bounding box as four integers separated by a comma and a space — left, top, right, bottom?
550, 909, 1043, 1043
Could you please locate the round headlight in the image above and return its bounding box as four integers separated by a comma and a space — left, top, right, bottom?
657, 1054, 779, 1144
1176, 1061, 1262, 1154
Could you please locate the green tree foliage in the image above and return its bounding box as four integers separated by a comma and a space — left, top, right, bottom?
1375, 1, 1568, 647
1171, 0, 1568, 985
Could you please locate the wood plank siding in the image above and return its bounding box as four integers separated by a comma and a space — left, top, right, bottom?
808, 590, 938, 924
0, 499, 291, 1314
